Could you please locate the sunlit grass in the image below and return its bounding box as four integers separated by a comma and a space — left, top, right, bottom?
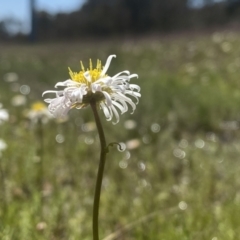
1, 32, 240, 239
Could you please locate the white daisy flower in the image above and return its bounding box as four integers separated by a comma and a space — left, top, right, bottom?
25, 101, 53, 124
0, 104, 9, 125
43, 55, 140, 124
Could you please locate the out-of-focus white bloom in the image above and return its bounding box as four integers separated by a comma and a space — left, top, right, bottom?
11, 95, 27, 106
43, 55, 140, 124
3, 72, 19, 82
124, 119, 137, 130
0, 139, 7, 152
81, 121, 96, 132
0, 104, 9, 124
26, 101, 53, 124
126, 138, 141, 150
36, 222, 47, 231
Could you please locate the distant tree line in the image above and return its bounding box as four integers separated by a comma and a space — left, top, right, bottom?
1, 0, 240, 41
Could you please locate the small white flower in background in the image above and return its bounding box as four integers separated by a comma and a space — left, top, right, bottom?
82, 121, 96, 132
43, 55, 141, 124
11, 95, 27, 106
124, 119, 137, 130
3, 72, 19, 82
0, 104, 9, 124
0, 139, 7, 156
26, 101, 53, 124
126, 138, 141, 150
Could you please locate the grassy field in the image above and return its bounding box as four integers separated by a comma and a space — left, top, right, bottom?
1, 31, 240, 240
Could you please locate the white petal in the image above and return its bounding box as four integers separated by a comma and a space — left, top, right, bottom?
55, 79, 76, 88
44, 98, 54, 103
53, 105, 71, 118
112, 71, 130, 79
115, 93, 136, 113
100, 55, 116, 77
56, 91, 64, 97
94, 76, 112, 85
125, 90, 141, 98
129, 84, 141, 92
91, 83, 102, 93
129, 74, 138, 79
112, 101, 126, 114
42, 90, 59, 96
102, 91, 112, 106
47, 96, 71, 118
125, 91, 141, 104
70, 89, 83, 102
113, 76, 131, 81
67, 85, 87, 102
113, 97, 129, 112
100, 102, 112, 121
110, 105, 120, 124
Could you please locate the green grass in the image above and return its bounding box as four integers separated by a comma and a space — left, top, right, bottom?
1, 32, 240, 239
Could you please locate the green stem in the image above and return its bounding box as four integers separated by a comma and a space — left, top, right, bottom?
0, 157, 6, 211
36, 119, 44, 219
90, 102, 107, 240
37, 119, 44, 191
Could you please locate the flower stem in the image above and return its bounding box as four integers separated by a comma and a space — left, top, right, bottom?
90, 102, 107, 240
0, 157, 7, 212
36, 119, 45, 219
37, 119, 44, 191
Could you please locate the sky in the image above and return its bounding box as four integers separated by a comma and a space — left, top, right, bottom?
0, 0, 85, 33
188, 0, 225, 8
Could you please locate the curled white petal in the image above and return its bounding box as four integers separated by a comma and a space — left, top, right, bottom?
42, 90, 59, 96
55, 79, 76, 88
114, 98, 129, 113
94, 76, 112, 85
129, 84, 141, 92
112, 71, 130, 79
112, 101, 127, 114
100, 55, 116, 77
113, 92, 136, 113
46, 96, 71, 118
67, 85, 87, 102
102, 91, 112, 106
110, 105, 120, 124
100, 102, 112, 121
129, 74, 138, 79
91, 83, 102, 93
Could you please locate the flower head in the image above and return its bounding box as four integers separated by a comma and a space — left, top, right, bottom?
0, 104, 9, 125
25, 101, 52, 124
0, 139, 7, 151
0, 139, 7, 156
43, 55, 140, 124
11, 95, 27, 107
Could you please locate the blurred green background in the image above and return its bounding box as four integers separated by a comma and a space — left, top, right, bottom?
2, 1, 240, 240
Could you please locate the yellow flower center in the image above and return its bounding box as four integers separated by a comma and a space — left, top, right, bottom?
31, 102, 46, 112
68, 59, 105, 85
